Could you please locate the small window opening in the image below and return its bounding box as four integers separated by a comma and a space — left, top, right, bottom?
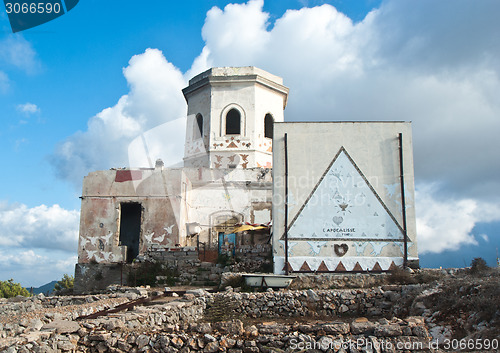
194, 114, 203, 139
264, 113, 274, 139
226, 108, 241, 135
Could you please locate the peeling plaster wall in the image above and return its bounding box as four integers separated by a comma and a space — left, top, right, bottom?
78, 167, 272, 264
78, 168, 185, 264
272, 122, 418, 274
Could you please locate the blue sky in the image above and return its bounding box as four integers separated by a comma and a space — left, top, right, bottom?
1, 0, 499, 286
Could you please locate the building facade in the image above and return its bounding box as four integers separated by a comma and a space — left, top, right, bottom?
76, 67, 286, 273
272, 122, 419, 273
75, 66, 419, 291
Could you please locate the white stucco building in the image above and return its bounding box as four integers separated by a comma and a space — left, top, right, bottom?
75, 66, 419, 291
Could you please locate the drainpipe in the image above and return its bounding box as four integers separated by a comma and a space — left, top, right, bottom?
399, 133, 408, 268
284, 133, 289, 275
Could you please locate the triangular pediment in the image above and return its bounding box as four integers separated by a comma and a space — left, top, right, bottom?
285, 147, 404, 241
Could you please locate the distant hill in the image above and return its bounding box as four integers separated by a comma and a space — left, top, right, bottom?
26, 280, 57, 295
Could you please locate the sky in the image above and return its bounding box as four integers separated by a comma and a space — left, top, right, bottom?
0, 0, 499, 287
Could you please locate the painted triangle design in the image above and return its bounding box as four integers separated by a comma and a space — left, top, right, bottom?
227, 141, 238, 148
335, 261, 347, 272
285, 147, 404, 241
299, 261, 312, 272
282, 262, 293, 273
388, 261, 399, 271
352, 262, 364, 272
372, 262, 383, 272
317, 261, 329, 272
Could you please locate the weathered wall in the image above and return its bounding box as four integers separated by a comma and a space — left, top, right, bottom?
78, 167, 272, 266
78, 168, 184, 264
272, 122, 418, 273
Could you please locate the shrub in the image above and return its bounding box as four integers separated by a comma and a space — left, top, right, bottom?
469, 257, 489, 275
0, 279, 31, 298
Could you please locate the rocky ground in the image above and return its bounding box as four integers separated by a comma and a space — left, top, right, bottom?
0, 268, 498, 353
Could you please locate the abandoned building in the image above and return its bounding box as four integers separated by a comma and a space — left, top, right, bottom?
74, 66, 418, 291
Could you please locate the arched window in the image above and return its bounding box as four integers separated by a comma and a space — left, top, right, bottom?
225, 108, 241, 135
264, 113, 274, 139
194, 113, 203, 139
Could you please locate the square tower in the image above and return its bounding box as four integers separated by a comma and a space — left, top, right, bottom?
182, 67, 289, 169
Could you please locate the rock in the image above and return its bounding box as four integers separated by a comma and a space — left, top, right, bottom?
339, 304, 349, 313
28, 319, 44, 331
320, 322, 350, 335
350, 321, 376, 335
204, 334, 217, 343
245, 325, 259, 337
7, 295, 27, 303
204, 341, 219, 353
412, 326, 430, 337
374, 324, 402, 337
171, 336, 184, 349
185, 289, 207, 297
214, 320, 244, 335
306, 289, 320, 302
57, 340, 76, 351
192, 322, 212, 334
136, 335, 150, 349
41, 320, 81, 334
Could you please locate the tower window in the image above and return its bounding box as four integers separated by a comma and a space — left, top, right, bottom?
264, 113, 274, 139
226, 108, 241, 135
194, 113, 203, 139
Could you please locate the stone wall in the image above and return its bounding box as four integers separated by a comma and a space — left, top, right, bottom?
1, 287, 439, 353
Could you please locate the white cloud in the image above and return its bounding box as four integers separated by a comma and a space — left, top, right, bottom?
16, 102, 39, 114
416, 184, 500, 254
0, 202, 79, 252
0, 201, 79, 286
190, 0, 500, 202
50, 48, 187, 185
0, 35, 40, 73
0, 248, 77, 287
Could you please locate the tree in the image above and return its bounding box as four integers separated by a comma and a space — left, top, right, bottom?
54, 274, 74, 295
0, 279, 31, 298
470, 257, 489, 275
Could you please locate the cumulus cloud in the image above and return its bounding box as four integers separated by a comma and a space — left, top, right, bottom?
0, 248, 77, 287
191, 0, 500, 202
50, 48, 187, 185
0, 202, 79, 252
416, 184, 500, 254
16, 102, 40, 114
0, 201, 79, 285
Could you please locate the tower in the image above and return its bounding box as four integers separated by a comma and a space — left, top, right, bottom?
182, 67, 289, 169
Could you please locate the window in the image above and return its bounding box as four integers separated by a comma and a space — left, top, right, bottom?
194, 113, 203, 139
264, 113, 274, 139
225, 108, 241, 135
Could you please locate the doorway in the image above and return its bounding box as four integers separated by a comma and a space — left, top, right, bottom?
119, 203, 141, 263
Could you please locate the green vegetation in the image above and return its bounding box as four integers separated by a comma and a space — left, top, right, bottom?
54, 274, 74, 295
0, 279, 31, 298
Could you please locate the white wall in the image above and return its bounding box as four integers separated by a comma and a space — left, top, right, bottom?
272, 122, 418, 273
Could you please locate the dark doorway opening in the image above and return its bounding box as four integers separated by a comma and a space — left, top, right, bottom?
119, 203, 141, 263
